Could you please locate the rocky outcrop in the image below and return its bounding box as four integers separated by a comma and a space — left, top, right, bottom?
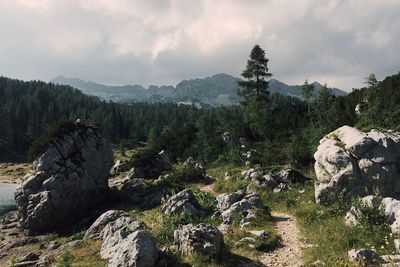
348, 248, 384, 265
127, 149, 171, 179
14, 121, 113, 233
216, 191, 267, 229
245, 168, 307, 193
109, 177, 168, 207
174, 223, 224, 261
84, 210, 127, 240
314, 126, 400, 204
86, 210, 158, 267
161, 188, 205, 217
110, 159, 133, 176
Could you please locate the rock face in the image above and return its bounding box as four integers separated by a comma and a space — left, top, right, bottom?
161, 188, 205, 217
86, 210, 158, 267
314, 126, 400, 204
14, 121, 113, 233
174, 223, 224, 261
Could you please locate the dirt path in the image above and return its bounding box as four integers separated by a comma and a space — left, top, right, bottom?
261, 212, 305, 267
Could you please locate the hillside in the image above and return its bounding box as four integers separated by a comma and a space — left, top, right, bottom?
51, 74, 347, 106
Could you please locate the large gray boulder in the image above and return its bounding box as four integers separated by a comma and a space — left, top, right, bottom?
314, 126, 400, 204
161, 188, 205, 217
84, 210, 127, 240
174, 223, 224, 261
14, 121, 113, 233
86, 210, 158, 267
100, 217, 157, 267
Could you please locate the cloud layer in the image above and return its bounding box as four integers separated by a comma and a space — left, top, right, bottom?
1, 0, 399, 90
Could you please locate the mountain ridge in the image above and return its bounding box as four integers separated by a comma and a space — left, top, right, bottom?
51, 73, 347, 107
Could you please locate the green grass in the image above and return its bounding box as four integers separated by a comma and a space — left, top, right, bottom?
58, 163, 398, 266
208, 164, 249, 193
54, 241, 106, 267
257, 169, 396, 266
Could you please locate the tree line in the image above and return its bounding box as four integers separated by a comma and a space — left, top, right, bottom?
0, 46, 398, 168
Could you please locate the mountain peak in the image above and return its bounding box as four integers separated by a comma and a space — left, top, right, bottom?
51, 74, 347, 106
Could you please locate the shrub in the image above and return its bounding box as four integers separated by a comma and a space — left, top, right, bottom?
167, 161, 205, 184
192, 189, 217, 212
66, 230, 85, 243
352, 198, 387, 228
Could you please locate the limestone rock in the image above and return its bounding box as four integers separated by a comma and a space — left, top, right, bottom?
14, 121, 113, 233
161, 188, 204, 217
110, 160, 132, 176
314, 126, 400, 204
101, 230, 158, 267
273, 169, 307, 184
348, 248, 384, 265
217, 191, 267, 227
174, 223, 224, 261
85, 211, 158, 267
109, 177, 167, 207
84, 210, 127, 240
216, 190, 246, 212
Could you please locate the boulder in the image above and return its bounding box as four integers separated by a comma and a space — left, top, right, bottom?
14, 121, 113, 233
314, 126, 400, 204
348, 248, 384, 265
217, 191, 266, 227
273, 169, 307, 184
101, 230, 158, 267
85, 210, 158, 267
216, 190, 246, 212
174, 223, 224, 261
84, 210, 127, 240
161, 189, 204, 217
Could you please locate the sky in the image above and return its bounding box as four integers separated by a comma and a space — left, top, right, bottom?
0, 0, 399, 91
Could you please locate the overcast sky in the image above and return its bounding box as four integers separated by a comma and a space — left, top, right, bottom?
1, 0, 399, 91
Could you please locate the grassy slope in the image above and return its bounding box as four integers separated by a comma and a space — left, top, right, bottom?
54, 162, 396, 266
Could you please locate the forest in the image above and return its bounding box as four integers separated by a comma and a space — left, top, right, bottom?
0, 65, 399, 169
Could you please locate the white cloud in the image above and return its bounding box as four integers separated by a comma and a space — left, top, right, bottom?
0, 0, 399, 90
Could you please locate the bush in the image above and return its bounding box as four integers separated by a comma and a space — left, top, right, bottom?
66, 230, 85, 243
192, 189, 217, 212
167, 161, 205, 184
352, 198, 387, 228
130, 147, 160, 168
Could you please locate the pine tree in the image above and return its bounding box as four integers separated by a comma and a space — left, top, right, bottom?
238, 44, 272, 103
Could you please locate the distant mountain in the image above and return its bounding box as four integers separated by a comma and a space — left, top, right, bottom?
51, 74, 347, 107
